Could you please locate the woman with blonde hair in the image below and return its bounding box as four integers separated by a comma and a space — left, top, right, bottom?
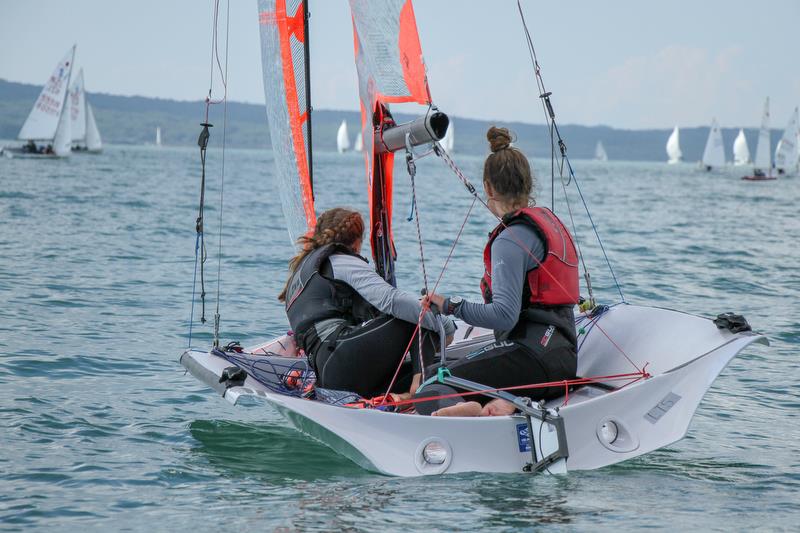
281, 207, 454, 398
421, 127, 579, 416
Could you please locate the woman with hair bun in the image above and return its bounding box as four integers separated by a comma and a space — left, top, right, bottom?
280, 207, 454, 399
420, 127, 579, 416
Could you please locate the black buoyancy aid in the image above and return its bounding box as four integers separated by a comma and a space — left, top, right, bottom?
480, 206, 579, 343
285, 243, 378, 351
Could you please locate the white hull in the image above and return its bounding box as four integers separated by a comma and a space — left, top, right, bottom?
180, 304, 766, 476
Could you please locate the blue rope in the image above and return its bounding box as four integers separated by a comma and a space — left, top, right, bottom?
562, 157, 625, 302
188, 231, 202, 349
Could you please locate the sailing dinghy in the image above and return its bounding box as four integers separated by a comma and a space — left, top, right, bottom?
69, 69, 103, 153
336, 120, 350, 153
2, 46, 75, 159
594, 140, 608, 162
733, 128, 751, 166
666, 126, 682, 164
742, 98, 775, 180
700, 118, 725, 171
180, 0, 767, 477
774, 107, 798, 176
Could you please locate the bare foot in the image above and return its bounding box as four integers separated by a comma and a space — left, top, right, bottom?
432, 401, 483, 417
480, 399, 517, 416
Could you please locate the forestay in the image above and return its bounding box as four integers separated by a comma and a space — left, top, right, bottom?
18, 46, 75, 141
348, 0, 431, 281
257, 0, 315, 246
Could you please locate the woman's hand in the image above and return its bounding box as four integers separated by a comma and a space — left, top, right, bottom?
422, 293, 446, 313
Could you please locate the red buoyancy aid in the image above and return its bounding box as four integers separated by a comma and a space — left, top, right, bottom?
480, 206, 579, 307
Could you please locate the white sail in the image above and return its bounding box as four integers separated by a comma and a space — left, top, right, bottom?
336, 120, 350, 153
753, 98, 771, 173
733, 129, 750, 166
666, 126, 682, 163
18, 46, 76, 141
774, 107, 799, 173
701, 118, 725, 169
155, 127, 162, 146
69, 69, 87, 143
353, 131, 363, 152
52, 90, 72, 157
441, 120, 454, 152
595, 140, 608, 162
85, 103, 102, 152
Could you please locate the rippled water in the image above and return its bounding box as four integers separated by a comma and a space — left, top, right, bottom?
1, 144, 797, 531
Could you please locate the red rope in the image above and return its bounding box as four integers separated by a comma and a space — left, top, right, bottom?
364, 370, 650, 410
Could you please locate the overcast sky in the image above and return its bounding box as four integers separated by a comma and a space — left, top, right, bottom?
2, 0, 798, 129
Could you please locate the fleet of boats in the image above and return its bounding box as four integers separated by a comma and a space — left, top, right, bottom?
1, 45, 102, 158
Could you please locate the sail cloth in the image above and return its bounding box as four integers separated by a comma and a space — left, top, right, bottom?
348, 0, 432, 282
258, 0, 315, 247
753, 98, 771, 173
18, 46, 75, 141
70, 69, 87, 143
701, 118, 725, 168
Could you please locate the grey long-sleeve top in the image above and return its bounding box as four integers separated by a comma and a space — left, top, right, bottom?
454, 224, 545, 331
323, 254, 455, 336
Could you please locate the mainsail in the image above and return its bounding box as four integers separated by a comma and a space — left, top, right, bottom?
258, 0, 315, 246
701, 118, 725, 168
733, 129, 750, 166
18, 46, 75, 143
69, 69, 87, 144
774, 107, 799, 173
666, 126, 681, 164
753, 98, 771, 174
348, 0, 432, 282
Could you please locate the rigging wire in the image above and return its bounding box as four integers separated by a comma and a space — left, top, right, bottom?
189, 0, 230, 348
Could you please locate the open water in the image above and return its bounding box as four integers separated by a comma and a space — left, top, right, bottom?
0, 143, 798, 531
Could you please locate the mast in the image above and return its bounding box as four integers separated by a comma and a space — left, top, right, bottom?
303, 0, 313, 198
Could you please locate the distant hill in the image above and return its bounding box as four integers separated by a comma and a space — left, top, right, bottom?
0, 78, 772, 162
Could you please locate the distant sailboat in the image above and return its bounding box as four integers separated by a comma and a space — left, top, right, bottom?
440, 120, 454, 152
742, 98, 774, 181
336, 120, 350, 153
155, 127, 162, 147
774, 107, 799, 176
353, 131, 363, 152
2, 46, 75, 158
666, 126, 682, 164
733, 129, 750, 166
594, 140, 608, 162
69, 69, 102, 153
700, 118, 725, 171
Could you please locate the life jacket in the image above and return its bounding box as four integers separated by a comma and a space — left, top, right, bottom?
284, 243, 379, 352
480, 206, 579, 343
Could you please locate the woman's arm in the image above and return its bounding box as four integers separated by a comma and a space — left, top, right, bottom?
329, 255, 455, 335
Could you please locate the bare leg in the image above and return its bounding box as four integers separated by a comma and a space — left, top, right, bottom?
432, 401, 483, 417
480, 398, 516, 416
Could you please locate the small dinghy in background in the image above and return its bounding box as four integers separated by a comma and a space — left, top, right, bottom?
742, 98, 776, 181
180, 0, 767, 477
2, 46, 75, 159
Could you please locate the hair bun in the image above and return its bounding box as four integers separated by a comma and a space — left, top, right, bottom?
487, 126, 512, 153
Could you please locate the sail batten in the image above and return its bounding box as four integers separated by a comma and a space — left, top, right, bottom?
258, 0, 315, 246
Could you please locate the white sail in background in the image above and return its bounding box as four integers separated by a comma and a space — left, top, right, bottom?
595, 140, 608, 162
69, 69, 87, 144
353, 131, 363, 152
774, 107, 799, 174
701, 118, 725, 169
753, 98, 771, 174
85, 103, 102, 152
18, 46, 76, 142
441, 120, 454, 152
155, 127, 162, 146
733, 129, 750, 166
336, 120, 350, 153
666, 126, 682, 164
